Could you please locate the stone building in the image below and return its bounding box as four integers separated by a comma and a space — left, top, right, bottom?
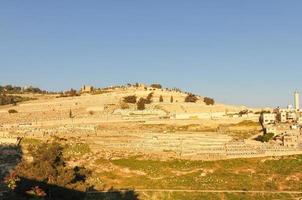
261, 113, 276, 125
81, 85, 93, 93
277, 110, 287, 123
265, 126, 277, 135
282, 134, 299, 148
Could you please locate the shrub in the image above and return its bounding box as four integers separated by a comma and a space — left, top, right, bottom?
69, 109, 73, 118
170, 96, 174, 103
64, 143, 91, 156
146, 92, 153, 104
256, 133, 274, 142
150, 84, 162, 89
204, 97, 215, 105
0, 95, 34, 106
120, 102, 130, 109
8, 109, 18, 114
11, 142, 91, 199
123, 95, 137, 104
137, 98, 146, 110
159, 95, 164, 102
185, 94, 198, 103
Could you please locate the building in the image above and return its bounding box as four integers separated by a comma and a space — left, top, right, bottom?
287, 112, 297, 122
265, 126, 277, 135
282, 134, 299, 148
276, 109, 287, 123
297, 116, 302, 125
261, 113, 276, 125
81, 85, 93, 93
294, 91, 300, 111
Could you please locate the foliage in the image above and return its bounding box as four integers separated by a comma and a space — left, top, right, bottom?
12, 142, 91, 198
120, 102, 130, 109
256, 133, 274, 142
137, 98, 146, 110
20, 138, 41, 145
58, 89, 80, 98
204, 97, 215, 105
150, 84, 162, 89
8, 109, 18, 114
123, 95, 137, 104
0, 85, 43, 94
185, 94, 198, 103
69, 109, 73, 118
0, 95, 35, 106
159, 95, 164, 102
145, 92, 153, 104
170, 96, 174, 103
64, 143, 91, 156
88, 110, 94, 115
5, 171, 20, 190
108, 154, 302, 194
234, 120, 260, 127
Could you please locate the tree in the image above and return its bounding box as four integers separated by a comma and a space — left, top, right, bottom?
69, 89, 77, 97
123, 95, 137, 104
150, 84, 162, 89
170, 96, 174, 103
256, 133, 274, 142
11, 142, 90, 199
137, 98, 146, 110
69, 109, 73, 118
204, 97, 215, 105
185, 94, 198, 103
145, 92, 153, 104
159, 95, 164, 102
8, 109, 18, 114
120, 102, 130, 109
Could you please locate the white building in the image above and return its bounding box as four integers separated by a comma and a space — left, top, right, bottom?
261, 113, 276, 125
81, 85, 93, 93
294, 91, 300, 111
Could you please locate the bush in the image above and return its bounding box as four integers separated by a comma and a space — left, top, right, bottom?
150, 84, 162, 89
0, 95, 34, 106
256, 133, 274, 142
146, 92, 153, 104
64, 143, 91, 156
204, 97, 215, 105
123, 95, 137, 104
120, 102, 130, 109
159, 95, 164, 102
8, 109, 18, 114
137, 98, 146, 110
185, 94, 198, 103
11, 142, 91, 199
57, 89, 80, 98
170, 96, 174, 103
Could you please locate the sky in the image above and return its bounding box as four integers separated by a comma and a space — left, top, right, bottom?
0, 1, 302, 108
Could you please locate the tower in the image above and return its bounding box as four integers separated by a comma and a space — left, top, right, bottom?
294, 91, 300, 111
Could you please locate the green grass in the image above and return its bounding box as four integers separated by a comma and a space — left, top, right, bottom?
20, 138, 41, 145
106, 155, 302, 192
64, 143, 91, 156
233, 120, 261, 127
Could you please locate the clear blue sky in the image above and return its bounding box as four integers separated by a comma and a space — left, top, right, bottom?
1, 1, 302, 107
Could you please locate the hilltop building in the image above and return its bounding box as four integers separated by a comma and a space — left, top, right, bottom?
81, 85, 93, 93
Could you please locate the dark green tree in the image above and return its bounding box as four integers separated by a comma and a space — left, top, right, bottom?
159, 95, 164, 102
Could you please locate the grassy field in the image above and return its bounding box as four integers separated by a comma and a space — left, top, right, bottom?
90, 155, 302, 199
